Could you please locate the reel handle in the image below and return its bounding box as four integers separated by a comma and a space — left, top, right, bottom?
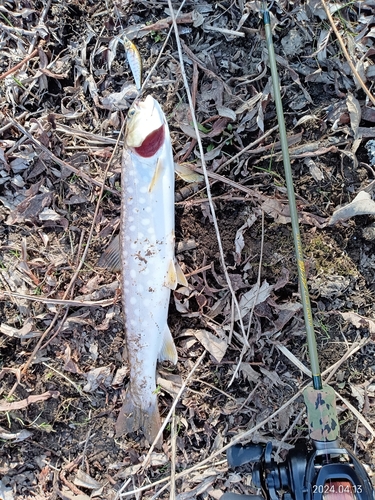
227, 444, 264, 467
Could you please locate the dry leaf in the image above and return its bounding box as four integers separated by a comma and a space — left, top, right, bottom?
74, 470, 102, 490
329, 191, 375, 225
350, 384, 365, 412
340, 311, 375, 334
235, 281, 274, 320
346, 92, 361, 139
239, 362, 260, 383
193, 329, 228, 362
83, 366, 112, 392
234, 213, 258, 264
260, 367, 285, 387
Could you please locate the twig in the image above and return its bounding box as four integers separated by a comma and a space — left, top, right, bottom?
0, 45, 42, 81
170, 413, 177, 500
321, 0, 375, 107
2, 291, 115, 308
166, 0, 249, 350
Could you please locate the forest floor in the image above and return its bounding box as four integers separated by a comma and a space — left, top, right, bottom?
0, 1, 375, 499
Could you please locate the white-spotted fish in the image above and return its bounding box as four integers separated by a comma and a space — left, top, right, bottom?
99, 95, 186, 446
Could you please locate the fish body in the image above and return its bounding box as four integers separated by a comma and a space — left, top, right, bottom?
113, 95, 184, 445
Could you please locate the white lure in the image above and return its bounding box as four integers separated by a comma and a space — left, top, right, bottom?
100, 95, 186, 445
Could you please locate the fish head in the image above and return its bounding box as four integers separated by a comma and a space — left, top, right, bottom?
126, 95, 166, 158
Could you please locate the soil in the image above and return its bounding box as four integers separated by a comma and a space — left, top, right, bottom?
0, 1, 375, 499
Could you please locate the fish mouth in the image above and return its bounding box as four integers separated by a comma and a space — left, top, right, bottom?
126, 96, 164, 152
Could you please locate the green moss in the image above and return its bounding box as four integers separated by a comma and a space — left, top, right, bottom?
304, 234, 357, 276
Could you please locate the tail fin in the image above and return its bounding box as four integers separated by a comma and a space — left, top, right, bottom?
115, 388, 162, 448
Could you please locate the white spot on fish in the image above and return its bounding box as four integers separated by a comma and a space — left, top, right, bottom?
137, 232, 144, 239
124, 280, 130, 286
130, 296, 137, 305
129, 225, 136, 232
128, 216, 134, 222
124, 288, 129, 295
134, 308, 140, 316
147, 227, 155, 234
127, 186, 133, 193
130, 269, 136, 279
123, 250, 128, 258
142, 218, 150, 226
130, 319, 137, 327
140, 186, 147, 193
125, 235, 131, 242
139, 197, 146, 204
129, 170, 136, 177
145, 206, 152, 213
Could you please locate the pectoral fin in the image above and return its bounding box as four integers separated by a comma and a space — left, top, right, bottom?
148, 158, 163, 192
98, 235, 121, 272
159, 325, 178, 364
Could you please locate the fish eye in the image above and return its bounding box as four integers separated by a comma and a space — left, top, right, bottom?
128, 108, 136, 118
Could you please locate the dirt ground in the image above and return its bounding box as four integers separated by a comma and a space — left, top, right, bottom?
0, 1, 375, 499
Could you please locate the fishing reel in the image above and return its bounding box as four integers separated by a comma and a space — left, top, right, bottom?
223, 439, 375, 500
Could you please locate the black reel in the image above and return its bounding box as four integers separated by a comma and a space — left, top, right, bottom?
223, 440, 375, 500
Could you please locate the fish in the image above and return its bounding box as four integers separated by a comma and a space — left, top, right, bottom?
99, 95, 187, 446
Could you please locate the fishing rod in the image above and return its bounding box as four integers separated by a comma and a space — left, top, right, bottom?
223, 3, 375, 499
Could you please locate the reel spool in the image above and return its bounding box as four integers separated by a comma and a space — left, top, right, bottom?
223, 440, 374, 500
